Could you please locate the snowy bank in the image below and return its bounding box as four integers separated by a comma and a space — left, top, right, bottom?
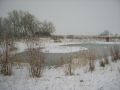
15, 41, 87, 53
42, 45, 87, 53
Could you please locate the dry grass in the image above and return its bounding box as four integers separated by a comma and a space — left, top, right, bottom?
0, 63, 12, 75
64, 51, 89, 75
99, 51, 109, 67
103, 50, 109, 65
104, 57, 109, 64
72, 51, 88, 69
64, 56, 73, 75
99, 59, 105, 67
26, 37, 44, 78
87, 50, 96, 72
118, 67, 120, 74
111, 45, 120, 62
27, 48, 44, 77
0, 39, 13, 76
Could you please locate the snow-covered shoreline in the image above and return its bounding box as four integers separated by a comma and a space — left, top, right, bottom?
1, 39, 120, 54
15, 41, 87, 53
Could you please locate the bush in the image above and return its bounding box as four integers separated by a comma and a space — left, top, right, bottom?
99, 59, 105, 67
104, 57, 109, 64
103, 51, 109, 65
26, 37, 44, 77
0, 39, 13, 76
87, 50, 96, 72
28, 49, 44, 77
1, 63, 12, 75
89, 59, 95, 72
111, 45, 120, 62
64, 56, 73, 75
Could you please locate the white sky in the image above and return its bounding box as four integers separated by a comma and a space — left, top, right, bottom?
0, 0, 120, 35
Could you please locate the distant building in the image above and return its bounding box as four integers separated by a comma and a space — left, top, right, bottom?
99, 30, 112, 42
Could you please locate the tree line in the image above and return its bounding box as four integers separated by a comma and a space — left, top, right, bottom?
0, 10, 55, 40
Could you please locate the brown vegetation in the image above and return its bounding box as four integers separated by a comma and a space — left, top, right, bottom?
26, 37, 44, 77
0, 39, 13, 75
111, 45, 120, 62
87, 50, 96, 72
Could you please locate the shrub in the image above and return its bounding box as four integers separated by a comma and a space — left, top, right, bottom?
87, 50, 96, 72
28, 48, 44, 77
64, 56, 73, 75
104, 57, 109, 64
26, 37, 44, 77
103, 51, 109, 65
99, 59, 105, 67
0, 39, 13, 75
1, 63, 12, 75
111, 45, 120, 62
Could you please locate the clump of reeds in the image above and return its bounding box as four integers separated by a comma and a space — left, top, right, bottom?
87, 50, 96, 72
110, 44, 120, 62
104, 57, 109, 64
26, 37, 44, 78
100, 51, 109, 67
99, 59, 105, 67
64, 56, 74, 75
0, 39, 13, 76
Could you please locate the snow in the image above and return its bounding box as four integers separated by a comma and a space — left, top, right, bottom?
0, 59, 120, 90
93, 41, 120, 45
15, 42, 28, 53
1, 40, 120, 54
15, 41, 87, 53
42, 45, 87, 53
41, 41, 120, 53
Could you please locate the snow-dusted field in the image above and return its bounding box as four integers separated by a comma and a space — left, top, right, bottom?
0, 58, 120, 90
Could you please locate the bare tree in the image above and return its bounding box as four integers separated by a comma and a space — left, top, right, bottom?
40, 20, 55, 36
1, 10, 56, 39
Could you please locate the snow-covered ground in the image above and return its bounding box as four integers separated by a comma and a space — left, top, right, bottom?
0, 58, 120, 90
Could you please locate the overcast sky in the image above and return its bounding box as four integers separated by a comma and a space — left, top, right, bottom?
0, 0, 120, 35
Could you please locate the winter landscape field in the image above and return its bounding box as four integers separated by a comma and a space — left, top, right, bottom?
0, 38, 120, 90
0, 0, 120, 90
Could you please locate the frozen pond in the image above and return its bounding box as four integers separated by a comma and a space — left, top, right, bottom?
9, 42, 86, 65
65, 42, 120, 58
11, 42, 120, 66
0, 41, 118, 66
